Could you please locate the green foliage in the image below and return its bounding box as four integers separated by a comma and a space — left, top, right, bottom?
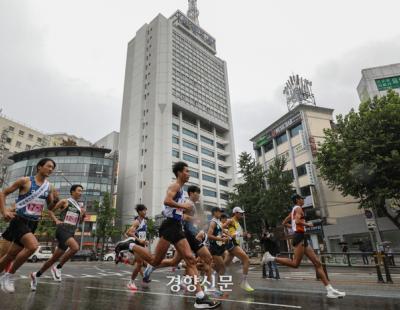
316, 90, 400, 229
227, 152, 293, 233
93, 192, 122, 255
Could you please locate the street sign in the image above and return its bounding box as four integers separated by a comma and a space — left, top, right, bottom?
364, 209, 377, 230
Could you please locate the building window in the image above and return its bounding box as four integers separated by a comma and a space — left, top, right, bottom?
172, 136, 179, 144
263, 141, 274, 153
216, 142, 225, 150
203, 189, 217, 198
25, 145, 31, 151
183, 153, 198, 164
201, 135, 214, 146
220, 192, 229, 200
297, 163, 308, 177
189, 170, 199, 178
218, 166, 227, 173
202, 174, 216, 183
6, 138, 11, 144
16, 141, 22, 148
300, 186, 311, 197
290, 123, 303, 137
219, 179, 228, 187
8, 126, 14, 132
172, 123, 179, 131
256, 148, 262, 157
183, 140, 198, 151
202, 159, 215, 169
18, 130, 24, 137
201, 147, 214, 157
37, 137, 42, 143
275, 133, 288, 145
183, 128, 198, 139
217, 154, 226, 161
28, 134, 34, 140
172, 149, 179, 158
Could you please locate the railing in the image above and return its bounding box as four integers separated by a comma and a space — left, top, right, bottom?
257, 250, 399, 283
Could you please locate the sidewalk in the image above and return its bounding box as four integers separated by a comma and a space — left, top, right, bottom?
248, 263, 400, 300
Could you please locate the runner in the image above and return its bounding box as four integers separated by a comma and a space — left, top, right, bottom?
207, 207, 228, 278
0, 158, 58, 293
263, 194, 346, 299
30, 184, 85, 291
222, 207, 254, 292
120, 204, 148, 291
142, 186, 220, 295
115, 162, 220, 309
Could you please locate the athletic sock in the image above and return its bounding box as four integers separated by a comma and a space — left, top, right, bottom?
325, 284, 333, 291
196, 290, 205, 299
241, 274, 248, 282
36, 271, 42, 277
56, 264, 62, 269
128, 243, 136, 251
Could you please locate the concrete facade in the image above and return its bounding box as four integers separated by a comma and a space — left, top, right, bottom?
357, 63, 400, 102
117, 11, 236, 226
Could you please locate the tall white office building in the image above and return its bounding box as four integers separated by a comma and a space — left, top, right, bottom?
117, 3, 236, 225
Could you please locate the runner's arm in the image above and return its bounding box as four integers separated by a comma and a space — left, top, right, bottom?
163, 183, 192, 211
282, 213, 292, 229
47, 186, 60, 210
207, 221, 225, 241
125, 220, 139, 238
48, 199, 67, 224
294, 209, 313, 227
0, 177, 27, 220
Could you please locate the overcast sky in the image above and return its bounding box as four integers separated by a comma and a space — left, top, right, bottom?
1, 0, 400, 156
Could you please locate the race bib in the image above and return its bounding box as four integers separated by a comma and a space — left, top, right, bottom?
25, 198, 46, 216
138, 231, 147, 240
216, 240, 224, 246
64, 211, 79, 225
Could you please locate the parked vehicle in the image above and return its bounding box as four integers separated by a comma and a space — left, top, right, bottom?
103, 252, 116, 262
28, 246, 53, 263
71, 249, 97, 262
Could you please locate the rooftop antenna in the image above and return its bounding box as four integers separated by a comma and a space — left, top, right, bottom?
283, 74, 316, 111
187, 0, 200, 25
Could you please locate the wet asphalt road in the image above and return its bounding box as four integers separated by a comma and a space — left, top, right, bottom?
1, 262, 399, 310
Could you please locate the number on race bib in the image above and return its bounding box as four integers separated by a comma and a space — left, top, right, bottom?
64, 211, 79, 225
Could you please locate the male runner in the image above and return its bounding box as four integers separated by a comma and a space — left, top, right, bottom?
115, 162, 220, 309
30, 184, 85, 290
120, 204, 148, 290
142, 186, 219, 295
222, 207, 254, 292
263, 194, 346, 299
0, 158, 57, 293
207, 207, 228, 277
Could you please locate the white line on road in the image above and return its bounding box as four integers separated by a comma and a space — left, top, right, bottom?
85, 286, 302, 309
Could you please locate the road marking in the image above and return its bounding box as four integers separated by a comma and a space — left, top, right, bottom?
85, 286, 302, 309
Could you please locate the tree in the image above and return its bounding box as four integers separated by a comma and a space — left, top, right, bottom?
93, 192, 121, 257
262, 156, 294, 227
227, 152, 267, 233
316, 90, 400, 229
36, 211, 56, 244
227, 152, 293, 233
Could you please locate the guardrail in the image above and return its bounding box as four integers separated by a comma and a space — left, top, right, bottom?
256, 250, 398, 284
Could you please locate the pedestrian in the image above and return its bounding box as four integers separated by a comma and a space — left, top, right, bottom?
386, 246, 395, 266
261, 231, 280, 279
359, 240, 369, 265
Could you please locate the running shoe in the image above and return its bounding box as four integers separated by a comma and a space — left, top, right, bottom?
115, 237, 141, 254
30, 272, 38, 291
142, 265, 154, 283
262, 251, 275, 264
127, 280, 138, 291
51, 266, 62, 282
194, 295, 221, 309
240, 280, 255, 292
331, 288, 346, 297
0, 273, 15, 293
